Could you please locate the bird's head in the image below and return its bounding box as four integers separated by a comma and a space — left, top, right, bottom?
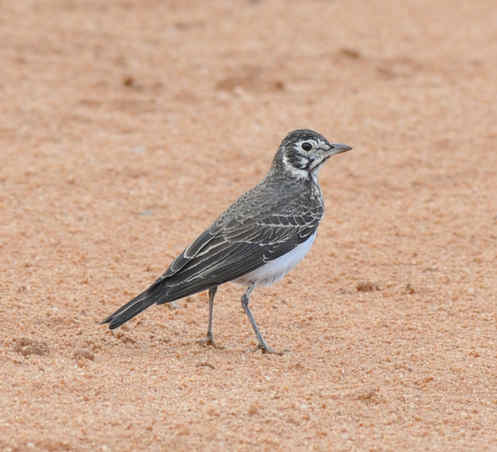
272, 129, 352, 179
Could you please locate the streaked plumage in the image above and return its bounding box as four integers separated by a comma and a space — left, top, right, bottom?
102, 129, 351, 353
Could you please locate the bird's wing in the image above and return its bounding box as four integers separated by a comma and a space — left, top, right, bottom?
155, 212, 320, 301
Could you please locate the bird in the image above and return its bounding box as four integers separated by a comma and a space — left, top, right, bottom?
102, 129, 352, 354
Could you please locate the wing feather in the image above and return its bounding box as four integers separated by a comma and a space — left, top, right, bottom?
155, 212, 319, 302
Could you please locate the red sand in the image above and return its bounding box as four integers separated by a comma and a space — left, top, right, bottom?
1, 1, 497, 450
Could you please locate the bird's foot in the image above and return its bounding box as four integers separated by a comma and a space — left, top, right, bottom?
255, 343, 286, 356
197, 334, 223, 349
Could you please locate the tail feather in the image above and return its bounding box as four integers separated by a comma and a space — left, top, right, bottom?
101, 275, 214, 329
101, 281, 169, 329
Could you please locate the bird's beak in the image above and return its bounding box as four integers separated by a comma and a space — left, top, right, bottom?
329, 143, 352, 155
311, 142, 352, 172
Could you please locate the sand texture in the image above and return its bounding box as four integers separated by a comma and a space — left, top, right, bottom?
1, 1, 497, 450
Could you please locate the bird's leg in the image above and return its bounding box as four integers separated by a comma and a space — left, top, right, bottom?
241, 284, 283, 355
206, 286, 217, 344
198, 286, 220, 347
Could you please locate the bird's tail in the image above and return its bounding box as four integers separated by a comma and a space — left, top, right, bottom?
101, 280, 169, 329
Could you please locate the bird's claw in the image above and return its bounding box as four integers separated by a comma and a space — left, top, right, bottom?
197, 335, 223, 349
256, 343, 286, 355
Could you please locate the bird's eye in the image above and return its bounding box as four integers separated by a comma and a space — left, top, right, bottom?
301, 142, 312, 151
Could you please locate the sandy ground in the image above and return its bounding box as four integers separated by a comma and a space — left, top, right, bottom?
1, 0, 497, 450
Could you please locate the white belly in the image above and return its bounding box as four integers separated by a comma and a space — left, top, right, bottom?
235, 232, 317, 287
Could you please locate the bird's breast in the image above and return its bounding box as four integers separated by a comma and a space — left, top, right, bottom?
234, 232, 317, 287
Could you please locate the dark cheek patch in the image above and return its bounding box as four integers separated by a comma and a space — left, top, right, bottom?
287, 152, 310, 170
